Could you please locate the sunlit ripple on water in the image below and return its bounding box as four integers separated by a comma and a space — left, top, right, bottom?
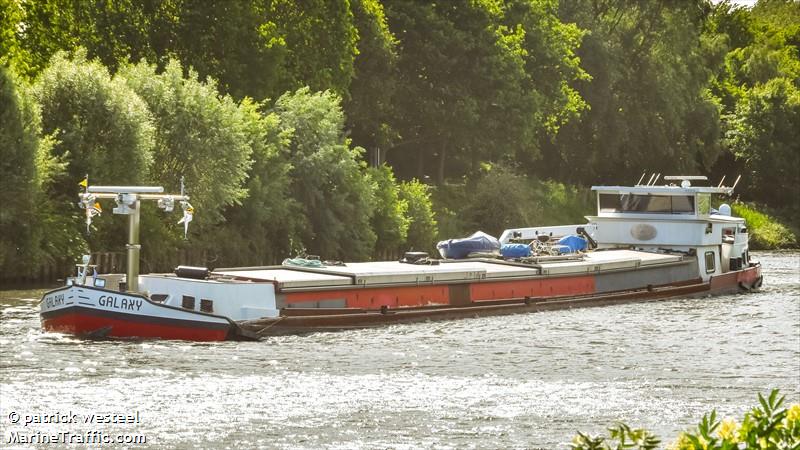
1, 251, 798, 448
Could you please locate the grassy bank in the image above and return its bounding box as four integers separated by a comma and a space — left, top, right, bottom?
731, 202, 798, 250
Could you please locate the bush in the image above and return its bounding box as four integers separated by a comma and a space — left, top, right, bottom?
275, 87, 376, 260
368, 165, 409, 258
398, 179, 438, 254
0, 66, 62, 275
732, 202, 797, 249
33, 49, 154, 259
209, 108, 298, 267
119, 59, 253, 226
34, 49, 155, 198
571, 389, 800, 450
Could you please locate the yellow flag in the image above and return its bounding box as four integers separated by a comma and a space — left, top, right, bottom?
94, 202, 102, 212
79, 177, 88, 188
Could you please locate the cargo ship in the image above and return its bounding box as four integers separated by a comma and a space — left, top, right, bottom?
40, 175, 762, 341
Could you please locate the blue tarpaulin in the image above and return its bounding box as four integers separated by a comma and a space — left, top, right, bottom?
557, 235, 588, 253
500, 243, 532, 258
437, 231, 501, 259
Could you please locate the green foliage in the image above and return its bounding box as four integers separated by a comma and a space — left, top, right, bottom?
345, 0, 399, 153
0, 66, 62, 274
34, 50, 154, 194
462, 164, 540, 237
429, 165, 594, 242
571, 423, 659, 450
368, 165, 409, 257
532, 180, 594, 227
118, 59, 252, 227
7, 0, 360, 103
709, 0, 799, 217
725, 78, 800, 209
383, 0, 586, 182
0, 0, 26, 72
731, 202, 797, 249
572, 390, 800, 450
206, 107, 298, 266
549, 0, 723, 183
266, 0, 358, 99
668, 390, 800, 450
32, 49, 154, 255
398, 179, 438, 254
0, 65, 38, 271
6, 0, 800, 275
275, 87, 376, 260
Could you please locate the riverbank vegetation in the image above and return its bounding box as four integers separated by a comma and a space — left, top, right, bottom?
1, 0, 798, 276
570, 389, 800, 450
732, 202, 798, 249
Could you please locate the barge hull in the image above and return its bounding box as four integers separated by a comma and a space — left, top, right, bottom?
40, 285, 234, 341
239, 265, 761, 337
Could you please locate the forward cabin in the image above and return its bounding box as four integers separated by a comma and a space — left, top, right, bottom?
40, 175, 762, 341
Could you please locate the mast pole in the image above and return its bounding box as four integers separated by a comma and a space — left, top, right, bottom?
126, 198, 141, 292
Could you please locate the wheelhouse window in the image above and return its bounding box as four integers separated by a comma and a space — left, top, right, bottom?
182, 295, 195, 310
200, 299, 214, 313
705, 251, 716, 273
599, 193, 695, 214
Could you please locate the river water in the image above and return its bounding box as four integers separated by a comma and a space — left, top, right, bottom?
1, 251, 798, 449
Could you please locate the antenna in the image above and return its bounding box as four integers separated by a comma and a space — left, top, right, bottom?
636, 173, 646, 186
717, 175, 726, 188
651, 173, 661, 186
646, 173, 656, 186
731, 174, 742, 191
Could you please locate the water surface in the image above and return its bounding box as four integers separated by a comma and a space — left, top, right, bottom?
1, 251, 798, 448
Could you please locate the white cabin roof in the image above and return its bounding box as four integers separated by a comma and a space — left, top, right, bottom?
591, 185, 733, 195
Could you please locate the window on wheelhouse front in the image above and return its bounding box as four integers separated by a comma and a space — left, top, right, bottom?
705, 251, 716, 273
599, 193, 695, 214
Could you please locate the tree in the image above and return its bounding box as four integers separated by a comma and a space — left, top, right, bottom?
462, 164, 540, 237
725, 78, 800, 210
0, 66, 58, 274
210, 107, 299, 266
118, 59, 253, 227
344, 0, 399, 158
33, 49, 155, 255
9, 0, 359, 102
548, 0, 723, 184
34, 50, 154, 195
275, 87, 376, 260
398, 179, 438, 253
708, 0, 800, 213
383, 0, 586, 183
368, 165, 409, 257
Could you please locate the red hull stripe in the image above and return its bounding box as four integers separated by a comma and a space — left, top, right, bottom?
470, 276, 595, 302
41, 306, 230, 330
43, 311, 228, 341
284, 285, 450, 309
41, 306, 230, 341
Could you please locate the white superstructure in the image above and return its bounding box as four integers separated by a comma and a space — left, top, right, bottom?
500, 175, 750, 281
